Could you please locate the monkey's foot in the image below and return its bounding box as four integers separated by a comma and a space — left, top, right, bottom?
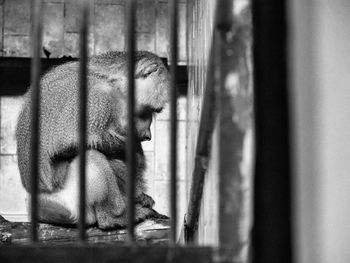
38, 198, 74, 225
148, 209, 169, 220
38, 194, 96, 226
94, 205, 168, 230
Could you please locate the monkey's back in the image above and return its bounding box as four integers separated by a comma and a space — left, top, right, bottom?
16, 62, 119, 192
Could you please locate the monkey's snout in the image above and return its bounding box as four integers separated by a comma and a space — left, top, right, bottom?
143, 134, 151, 141
142, 130, 152, 141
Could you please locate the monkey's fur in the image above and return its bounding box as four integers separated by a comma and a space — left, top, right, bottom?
16, 51, 169, 229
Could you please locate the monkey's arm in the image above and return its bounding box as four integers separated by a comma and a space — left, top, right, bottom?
49, 93, 126, 162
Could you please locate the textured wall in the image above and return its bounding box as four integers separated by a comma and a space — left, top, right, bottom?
0, 0, 187, 61
0, 0, 187, 224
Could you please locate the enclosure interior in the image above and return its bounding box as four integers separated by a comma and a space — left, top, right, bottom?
0, 0, 253, 255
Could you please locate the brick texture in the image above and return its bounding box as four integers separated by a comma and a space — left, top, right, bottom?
65, 2, 80, 33
0, 155, 28, 215
0, 97, 24, 154
4, 0, 31, 35
155, 3, 169, 58
136, 0, 156, 33
64, 32, 95, 58
94, 4, 125, 54
143, 151, 155, 197
155, 120, 186, 181
153, 180, 186, 232
3, 35, 31, 57
137, 33, 155, 52
42, 3, 65, 58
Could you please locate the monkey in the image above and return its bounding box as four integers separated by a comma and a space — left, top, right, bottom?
16, 51, 169, 229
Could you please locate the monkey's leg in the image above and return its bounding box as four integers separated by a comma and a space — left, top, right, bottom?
84, 150, 128, 229
38, 150, 126, 229
107, 158, 167, 224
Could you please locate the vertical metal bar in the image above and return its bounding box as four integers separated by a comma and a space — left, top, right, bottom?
126, 0, 136, 243
252, 0, 293, 262
30, 0, 43, 243
169, 0, 178, 244
78, 0, 89, 242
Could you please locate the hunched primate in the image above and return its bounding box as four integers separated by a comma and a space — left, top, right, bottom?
16, 51, 169, 229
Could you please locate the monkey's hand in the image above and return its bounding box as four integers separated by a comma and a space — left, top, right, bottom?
50, 131, 126, 163
148, 209, 169, 220
91, 131, 126, 159
136, 192, 155, 208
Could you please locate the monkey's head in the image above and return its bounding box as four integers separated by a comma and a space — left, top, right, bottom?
133, 51, 170, 141
91, 51, 170, 142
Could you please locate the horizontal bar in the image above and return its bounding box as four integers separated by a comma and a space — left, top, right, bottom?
126, 0, 136, 243
0, 246, 213, 263
78, 0, 90, 242
30, 0, 43, 243
0, 57, 186, 96
169, 0, 178, 244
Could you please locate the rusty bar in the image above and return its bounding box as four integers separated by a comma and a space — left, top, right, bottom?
126, 0, 136, 243
169, 0, 178, 244
29, 0, 43, 243
78, 0, 90, 242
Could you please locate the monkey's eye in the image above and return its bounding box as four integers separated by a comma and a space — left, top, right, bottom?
137, 108, 153, 120
142, 64, 158, 78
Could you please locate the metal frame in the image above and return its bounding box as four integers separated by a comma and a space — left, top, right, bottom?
252, 0, 293, 262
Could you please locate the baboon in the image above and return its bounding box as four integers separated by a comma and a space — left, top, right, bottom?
16, 51, 169, 229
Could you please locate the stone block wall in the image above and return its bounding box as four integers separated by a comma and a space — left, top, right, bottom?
0, 0, 187, 227
0, 0, 187, 61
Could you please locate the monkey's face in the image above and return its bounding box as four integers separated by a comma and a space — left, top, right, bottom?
135, 106, 154, 141
135, 60, 170, 111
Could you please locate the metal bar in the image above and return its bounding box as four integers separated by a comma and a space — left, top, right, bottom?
29, 0, 43, 243
126, 0, 136, 243
169, 0, 178, 244
252, 0, 293, 262
78, 0, 90, 242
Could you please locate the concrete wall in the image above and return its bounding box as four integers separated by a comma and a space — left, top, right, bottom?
0, 0, 187, 224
